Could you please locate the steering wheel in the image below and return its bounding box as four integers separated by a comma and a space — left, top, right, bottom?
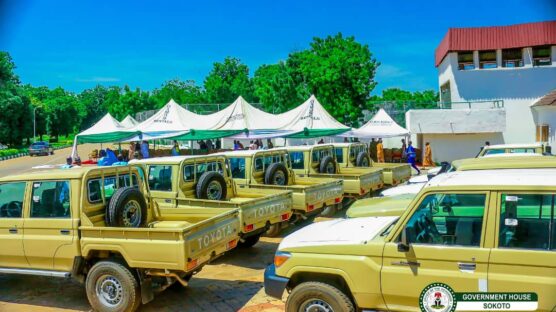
0, 201, 22, 218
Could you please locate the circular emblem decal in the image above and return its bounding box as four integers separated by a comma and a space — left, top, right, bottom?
419, 283, 457, 312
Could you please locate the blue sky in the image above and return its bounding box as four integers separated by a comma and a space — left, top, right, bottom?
1, 0, 554, 95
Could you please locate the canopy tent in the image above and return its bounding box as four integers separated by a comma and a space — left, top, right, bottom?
340, 108, 409, 138
120, 115, 139, 128
277, 95, 350, 138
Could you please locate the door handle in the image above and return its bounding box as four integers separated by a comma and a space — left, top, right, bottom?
164, 199, 172, 203
8, 228, 17, 234
392, 260, 420, 267
458, 262, 476, 271
60, 229, 71, 235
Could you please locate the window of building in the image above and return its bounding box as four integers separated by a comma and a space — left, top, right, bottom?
536, 124, 549, 142
502, 48, 523, 67
148, 165, 173, 191
440, 82, 451, 105
457, 52, 475, 70
401, 193, 487, 247
289, 152, 304, 169
0, 182, 26, 218
31, 181, 71, 218
533, 46, 552, 66
479, 50, 497, 69
499, 194, 554, 250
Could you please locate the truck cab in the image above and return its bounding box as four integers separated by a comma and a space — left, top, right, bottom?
478, 143, 550, 157
217, 149, 344, 220
333, 142, 411, 185
265, 169, 556, 311
130, 155, 293, 246
287, 144, 384, 198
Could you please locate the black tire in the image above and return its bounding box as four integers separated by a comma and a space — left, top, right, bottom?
85, 261, 141, 312
264, 163, 289, 186
107, 187, 147, 228
356, 151, 371, 167
196, 171, 227, 200
320, 205, 337, 217
319, 155, 336, 174
265, 222, 283, 237
238, 234, 261, 248
286, 281, 355, 312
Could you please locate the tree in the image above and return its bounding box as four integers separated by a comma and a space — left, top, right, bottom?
253, 62, 306, 113
288, 33, 380, 126
78, 85, 109, 130
204, 57, 256, 103
0, 52, 32, 145
151, 79, 205, 108
42, 87, 83, 139
21, 85, 51, 140
105, 85, 154, 120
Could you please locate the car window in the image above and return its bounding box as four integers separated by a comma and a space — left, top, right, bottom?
196, 161, 223, 176
401, 193, 487, 247
312, 148, 333, 163
509, 148, 535, 154
0, 182, 26, 218
499, 194, 554, 250
148, 165, 173, 191
290, 152, 304, 169
229, 158, 246, 179
30, 181, 71, 218
88, 174, 138, 203
183, 164, 195, 182
254, 157, 264, 172
335, 148, 344, 163
484, 149, 504, 155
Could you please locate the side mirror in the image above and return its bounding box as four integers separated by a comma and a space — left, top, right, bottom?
397, 227, 410, 252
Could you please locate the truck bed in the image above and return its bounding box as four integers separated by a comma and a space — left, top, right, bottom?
307, 168, 384, 196
371, 163, 411, 185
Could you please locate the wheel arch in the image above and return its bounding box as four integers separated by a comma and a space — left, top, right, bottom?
286, 267, 357, 306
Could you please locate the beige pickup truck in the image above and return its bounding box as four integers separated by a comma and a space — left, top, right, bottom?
287, 144, 384, 198
217, 149, 344, 221
333, 142, 411, 185
0, 166, 240, 312
130, 155, 293, 247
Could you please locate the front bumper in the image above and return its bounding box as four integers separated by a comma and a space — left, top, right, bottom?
264, 264, 289, 299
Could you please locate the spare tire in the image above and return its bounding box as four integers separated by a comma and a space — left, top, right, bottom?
107, 187, 148, 228
264, 163, 289, 185
196, 171, 227, 200
356, 151, 371, 167
319, 155, 336, 174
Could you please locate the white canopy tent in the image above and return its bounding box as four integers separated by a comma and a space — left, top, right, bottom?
120, 115, 139, 128
340, 108, 409, 138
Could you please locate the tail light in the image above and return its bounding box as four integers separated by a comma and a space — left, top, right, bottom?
335, 197, 341, 203
281, 213, 290, 221
307, 204, 315, 211
186, 259, 198, 271
244, 224, 254, 232
227, 239, 238, 250
360, 188, 366, 195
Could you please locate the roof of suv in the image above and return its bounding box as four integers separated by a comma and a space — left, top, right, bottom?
426, 169, 556, 188
214, 148, 288, 157
129, 155, 225, 165
482, 143, 543, 149
0, 166, 137, 182
286, 144, 334, 151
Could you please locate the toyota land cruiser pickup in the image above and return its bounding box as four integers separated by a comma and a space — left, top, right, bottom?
265, 169, 556, 311
217, 149, 344, 221
333, 142, 411, 185
130, 155, 293, 247
287, 144, 383, 198
0, 166, 240, 312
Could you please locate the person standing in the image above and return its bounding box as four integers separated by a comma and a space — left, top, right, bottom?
140, 140, 150, 159
128, 142, 136, 160
423, 142, 434, 167
401, 138, 407, 160
376, 138, 385, 163
406, 141, 421, 175
369, 138, 378, 162
171, 140, 180, 156
267, 139, 274, 149
249, 140, 256, 150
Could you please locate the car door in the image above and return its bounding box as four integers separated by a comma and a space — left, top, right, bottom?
146, 164, 177, 209
381, 191, 492, 311
0, 181, 28, 268
489, 192, 556, 311
23, 180, 77, 271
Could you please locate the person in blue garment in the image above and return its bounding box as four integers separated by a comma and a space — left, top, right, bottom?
140, 140, 150, 159
405, 141, 421, 175
98, 148, 118, 166
171, 140, 180, 156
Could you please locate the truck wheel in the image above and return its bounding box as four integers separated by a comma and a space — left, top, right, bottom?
86, 261, 141, 312
319, 156, 336, 174
238, 234, 261, 248
356, 151, 370, 167
265, 222, 283, 237
108, 187, 147, 228
196, 171, 227, 200
320, 205, 337, 217
286, 281, 354, 312
264, 163, 289, 186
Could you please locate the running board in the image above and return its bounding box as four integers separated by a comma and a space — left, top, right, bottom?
0, 267, 71, 278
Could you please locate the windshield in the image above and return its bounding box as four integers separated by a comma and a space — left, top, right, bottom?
31, 142, 47, 147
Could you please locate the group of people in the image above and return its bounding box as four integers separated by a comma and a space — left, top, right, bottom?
197, 139, 221, 151
128, 140, 151, 160
247, 139, 273, 150
369, 138, 435, 175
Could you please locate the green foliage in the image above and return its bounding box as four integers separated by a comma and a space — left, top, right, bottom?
369, 88, 439, 109
79, 85, 109, 130
253, 62, 307, 113
151, 79, 205, 108
204, 57, 256, 103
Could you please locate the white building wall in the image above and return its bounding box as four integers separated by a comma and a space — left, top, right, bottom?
422, 133, 504, 163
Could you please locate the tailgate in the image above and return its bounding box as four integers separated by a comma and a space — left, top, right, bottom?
304, 179, 344, 207
234, 189, 293, 233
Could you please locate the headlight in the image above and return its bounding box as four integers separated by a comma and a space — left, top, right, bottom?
274, 251, 291, 267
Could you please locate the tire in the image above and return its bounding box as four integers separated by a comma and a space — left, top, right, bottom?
320, 205, 337, 217
356, 151, 370, 167
286, 281, 355, 312
196, 171, 227, 200
238, 234, 261, 248
86, 261, 141, 312
265, 222, 283, 237
107, 187, 147, 228
319, 155, 336, 174
264, 163, 289, 186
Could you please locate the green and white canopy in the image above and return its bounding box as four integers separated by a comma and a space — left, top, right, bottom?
120, 115, 139, 128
